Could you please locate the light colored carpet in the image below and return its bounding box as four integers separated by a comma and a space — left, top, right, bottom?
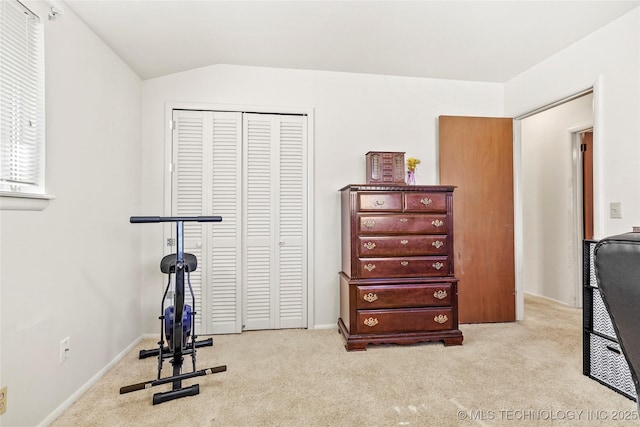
51, 295, 638, 426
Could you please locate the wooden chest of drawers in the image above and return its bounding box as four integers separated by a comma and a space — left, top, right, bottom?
338, 184, 463, 351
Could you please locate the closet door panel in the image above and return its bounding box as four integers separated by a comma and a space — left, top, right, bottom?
208, 112, 243, 334
172, 110, 207, 332
243, 114, 308, 330
278, 116, 307, 328
243, 114, 275, 330
172, 110, 242, 334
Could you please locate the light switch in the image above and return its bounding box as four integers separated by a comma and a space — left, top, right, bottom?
610, 202, 622, 219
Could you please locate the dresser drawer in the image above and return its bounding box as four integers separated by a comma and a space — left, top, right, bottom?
356, 283, 452, 309
404, 192, 447, 213
357, 235, 448, 257
356, 307, 454, 333
358, 257, 449, 278
358, 192, 402, 211
358, 214, 448, 234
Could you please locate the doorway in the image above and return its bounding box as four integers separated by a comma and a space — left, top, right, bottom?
518, 91, 594, 309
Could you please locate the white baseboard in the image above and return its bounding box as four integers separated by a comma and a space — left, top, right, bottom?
312, 323, 338, 330
524, 291, 575, 308
38, 336, 142, 427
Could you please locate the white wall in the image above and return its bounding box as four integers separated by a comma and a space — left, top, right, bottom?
141, 66, 504, 331
506, 8, 640, 239
0, 2, 142, 426
521, 94, 593, 305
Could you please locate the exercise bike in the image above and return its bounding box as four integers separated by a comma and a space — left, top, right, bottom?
120, 216, 227, 405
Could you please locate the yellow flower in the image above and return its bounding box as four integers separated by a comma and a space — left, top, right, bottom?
407, 157, 421, 172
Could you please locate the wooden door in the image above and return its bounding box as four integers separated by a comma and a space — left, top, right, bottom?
439, 116, 515, 323
582, 131, 594, 240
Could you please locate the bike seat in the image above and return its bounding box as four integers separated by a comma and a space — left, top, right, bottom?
160, 253, 198, 274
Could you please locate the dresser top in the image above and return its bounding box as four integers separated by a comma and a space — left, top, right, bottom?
340, 184, 456, 192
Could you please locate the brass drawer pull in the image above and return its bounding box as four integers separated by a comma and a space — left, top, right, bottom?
375, 199, 386, 206
420, 198, 433, 206
434, 314, 448, 324
363, 242, 376, 250
432, 240, 444, 249
432, 262, 444, 270
400, 239, 409, 245
432, 219, 444, 227
400, 261, 409, 266
364, 317, 379, 327
400, 218, 408, 223
363, 292, 378, 303
434, 290, 447, 300
364, 263, 376, 272
363, 219, 376, 228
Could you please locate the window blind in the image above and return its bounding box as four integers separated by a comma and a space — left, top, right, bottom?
0, 0, 44, 193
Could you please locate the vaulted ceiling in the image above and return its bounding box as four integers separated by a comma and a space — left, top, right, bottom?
65, 0, 640, 82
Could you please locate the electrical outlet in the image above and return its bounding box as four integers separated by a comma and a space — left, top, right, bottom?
59, 337, 70, 363
0, 386, 7, 415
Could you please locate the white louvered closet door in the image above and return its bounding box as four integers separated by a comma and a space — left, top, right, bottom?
243, 113, 307, 330
172, 110, 243, 334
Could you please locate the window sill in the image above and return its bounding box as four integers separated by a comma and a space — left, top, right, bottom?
0, 192, 55, 211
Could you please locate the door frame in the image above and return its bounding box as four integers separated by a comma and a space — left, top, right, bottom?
513, 83, 601, 320
571, 126, 594, 309
163, 101, 316, 330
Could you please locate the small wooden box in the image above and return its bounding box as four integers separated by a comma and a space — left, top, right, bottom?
365, 151, 405, 184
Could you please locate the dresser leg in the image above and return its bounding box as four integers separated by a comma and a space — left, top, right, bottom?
345, 342, 368, 351
443, 336, 464, 346
338, 319, 369, 351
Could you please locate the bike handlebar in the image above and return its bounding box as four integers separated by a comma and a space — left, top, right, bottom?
130, 216, 223, 223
